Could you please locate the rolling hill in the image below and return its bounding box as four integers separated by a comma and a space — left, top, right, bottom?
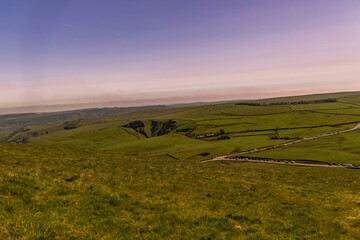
1, 91, 360, 238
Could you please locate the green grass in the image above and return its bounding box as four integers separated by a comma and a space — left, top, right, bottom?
3, 92, 360, 162
2, 92, 360, 239
0, 143, 359, 239
245, 130, 360, 164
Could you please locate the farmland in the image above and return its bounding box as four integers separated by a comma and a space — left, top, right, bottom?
1, 92, 360, 239
3, 92, 360, 164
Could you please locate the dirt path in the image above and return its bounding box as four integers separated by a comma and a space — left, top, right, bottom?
202, 123, 360, 166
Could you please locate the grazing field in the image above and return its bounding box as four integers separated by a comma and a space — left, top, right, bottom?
1, 92, 360, 239
0, 143, 359, 239
2, 92, 360, 164
245, 130, 360, 164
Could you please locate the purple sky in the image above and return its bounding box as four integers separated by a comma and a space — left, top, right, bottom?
1, 0, 360, 108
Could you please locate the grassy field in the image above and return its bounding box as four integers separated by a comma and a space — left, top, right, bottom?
1, 92, 360, 239
3, 92, 359, 163
0, 143, 359, 239
245, 130, 360, 164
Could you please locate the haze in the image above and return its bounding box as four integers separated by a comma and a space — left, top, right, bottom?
1, 0, 360, 109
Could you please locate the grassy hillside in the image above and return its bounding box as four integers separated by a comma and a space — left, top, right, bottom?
2, 92, 360, 165
245, 130, 360, 164
0, 143, 359, 239
1, 92, 360, 239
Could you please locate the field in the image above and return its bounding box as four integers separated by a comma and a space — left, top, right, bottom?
245, 130, 360, 164
0, 143, 359, 239
1, 92, 360, 239
3, 92, 360, 163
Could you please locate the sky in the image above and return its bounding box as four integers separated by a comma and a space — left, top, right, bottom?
0, 0, 360, 108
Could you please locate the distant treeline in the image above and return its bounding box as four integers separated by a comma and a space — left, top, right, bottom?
235, 98, 337, 106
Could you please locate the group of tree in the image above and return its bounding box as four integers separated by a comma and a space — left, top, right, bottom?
217, 135, 231, 140
235, 98, 337, 106
188, 128, 231, 140
270, 134, 300, 140
63, 120, 82, 130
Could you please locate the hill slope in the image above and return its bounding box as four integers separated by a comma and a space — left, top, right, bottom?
0, 143, 359, 239
1, 91, 360, 239
2, 91, 360, 164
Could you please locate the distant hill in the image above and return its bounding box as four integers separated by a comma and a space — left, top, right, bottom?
243, 91, 360, 104
0, 100, 240, 133
1, 91, 360, 135
0, 105, 168, 133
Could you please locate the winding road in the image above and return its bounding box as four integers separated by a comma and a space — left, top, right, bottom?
202, 122, 360, 166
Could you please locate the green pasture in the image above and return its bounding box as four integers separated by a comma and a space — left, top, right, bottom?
2, 92, 360, 163
245, 130, 360, 164
1, 92, 360, 239
0, 143, 359, 239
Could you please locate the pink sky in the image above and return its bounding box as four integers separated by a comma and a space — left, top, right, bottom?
0, 0, 359, 108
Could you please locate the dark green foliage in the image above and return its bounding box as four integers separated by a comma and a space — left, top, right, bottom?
217, 135, 231, 140
200, 152, 210, 156
123, 120, 145, 129
123, 120, 177, 138
150, 120, 177, 136
236, 98, 338, 106
0, 127, 30, 142
270, 135, 300, 140
7, 130, 44, 143
63, 120, 81, 130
